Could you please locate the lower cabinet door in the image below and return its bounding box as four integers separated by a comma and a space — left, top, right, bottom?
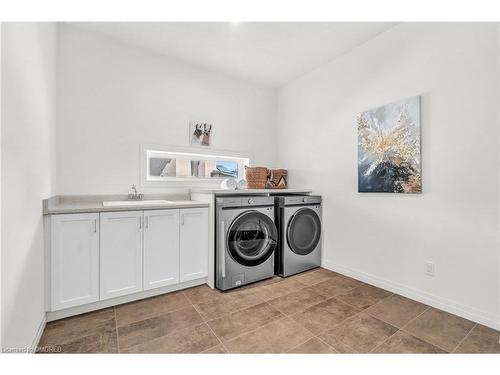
179, 207, 209, 282
51, 213, 100, 311
143, 209, 180, 290
100, 211, 143, 300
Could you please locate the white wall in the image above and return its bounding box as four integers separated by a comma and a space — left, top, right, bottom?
277, 23, 500, 328
56, 25, 277, 195
0, 22, 3, 350
1, 23, 57, 350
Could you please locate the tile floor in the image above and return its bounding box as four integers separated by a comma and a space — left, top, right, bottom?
37, 268, 500, 354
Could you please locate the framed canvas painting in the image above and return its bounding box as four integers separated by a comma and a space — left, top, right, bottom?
357, 96, 421, 193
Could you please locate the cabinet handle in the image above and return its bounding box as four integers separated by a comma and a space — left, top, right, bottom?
220, 221, 226, 278
145, 216, 149, 229
139, 216, 142, 230
94, 219, 97, 233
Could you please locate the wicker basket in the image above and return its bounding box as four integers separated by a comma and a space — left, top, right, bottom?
245, 166, 268, 189
266, 169, 288, 189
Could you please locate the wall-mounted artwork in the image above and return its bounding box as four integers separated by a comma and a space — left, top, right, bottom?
190, 122, 212, 147
357, 96, 421, 193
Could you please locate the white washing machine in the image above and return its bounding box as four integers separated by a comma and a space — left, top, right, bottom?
275, 195, 322, 277
215, 196, 278, 291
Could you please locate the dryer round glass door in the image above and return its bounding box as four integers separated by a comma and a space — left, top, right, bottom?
227, 210, 277, 266
287, 208, 321, 255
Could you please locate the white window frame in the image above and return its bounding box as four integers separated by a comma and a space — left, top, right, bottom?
140, 144, 250, 187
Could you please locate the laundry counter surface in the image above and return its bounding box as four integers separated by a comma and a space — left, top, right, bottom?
190, 188, 312, 196
43, 194, 208, 214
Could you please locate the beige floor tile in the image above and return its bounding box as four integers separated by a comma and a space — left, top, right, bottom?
268, 286, 327, 315
454, 324, 500, 353
291, 297, 360, 335
39, 308, 115, 346
201, 344, 228, 353
336, 284, 392, 310
372, 330, 446, 353
39, 326, 118, 353
251, 278, 306, 301
313, 276, 363, 298
115, 291, 191, 327
224, 318, 313, 353
38, 271, 492, 354
290, 268, 340, 286
287, 337, 338, 353
403, 308, 475, 352
195, 290, 264, 321
319, 312, 398, 353
207, 302, 284, 342
182, 284, 226, 304
229, 276, 283, 292
123, 323, 219, 353
365, 294, 428, 328
194, 295, 241, 321
117, 305, 203, 349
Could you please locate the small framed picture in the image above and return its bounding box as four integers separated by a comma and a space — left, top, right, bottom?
190, 121, 212, 147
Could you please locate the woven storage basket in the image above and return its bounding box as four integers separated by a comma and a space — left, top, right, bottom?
245, 166, 268, 189
266, 169, 288, 189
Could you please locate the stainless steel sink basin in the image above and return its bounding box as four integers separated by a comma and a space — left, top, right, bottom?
102, 200, 175, 207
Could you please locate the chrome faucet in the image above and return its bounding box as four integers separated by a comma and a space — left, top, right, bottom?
128, 184, 144, 200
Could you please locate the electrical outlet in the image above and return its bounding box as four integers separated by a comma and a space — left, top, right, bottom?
424, 261, 435, 276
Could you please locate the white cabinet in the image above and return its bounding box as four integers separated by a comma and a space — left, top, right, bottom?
100, 211, 143, 300
179, 208, 209, 282
51, 213, 99, 311
143, 209, 180, 290
48, 206, 209, 313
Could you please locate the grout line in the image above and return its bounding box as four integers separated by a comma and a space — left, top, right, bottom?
201, 292, 270, 324
219, 315, 291, 349
397, 307, 455, 353
114, 291, 194, 329
368, 329, 400, 354
315, 335, 341, 353
286, 292, 400, 354
205, 322, 230, 354
286, 335, 317, 353
399, 306, 431, 331
451, 323, 477, 353
283, 314, 342, 353
182, 287, 230, 353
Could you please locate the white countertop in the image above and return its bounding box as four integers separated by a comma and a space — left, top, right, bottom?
43, 194, 209, 215
190, 188, 312, 195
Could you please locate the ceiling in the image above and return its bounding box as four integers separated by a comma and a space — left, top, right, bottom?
72, 22, 396, 87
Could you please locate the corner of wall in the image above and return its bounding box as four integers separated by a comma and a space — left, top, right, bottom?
497, 21, 500, 329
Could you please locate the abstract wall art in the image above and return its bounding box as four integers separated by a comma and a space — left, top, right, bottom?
357, 96, 421, 193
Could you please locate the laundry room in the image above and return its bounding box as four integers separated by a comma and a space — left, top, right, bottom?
1, 2, 500, 373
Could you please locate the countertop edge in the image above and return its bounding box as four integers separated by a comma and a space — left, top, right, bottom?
44, 202, 209, 215
190, 188, 313, 195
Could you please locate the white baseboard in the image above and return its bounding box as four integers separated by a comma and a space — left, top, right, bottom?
47, 277, 207, 322
323, 261, 500, 331
30, 313, 47, 353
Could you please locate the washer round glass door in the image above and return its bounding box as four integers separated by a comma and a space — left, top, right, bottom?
287, 208, 321, 256
227, 210, 277, 267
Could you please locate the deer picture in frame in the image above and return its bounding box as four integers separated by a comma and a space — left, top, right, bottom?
190, 121, 213, 147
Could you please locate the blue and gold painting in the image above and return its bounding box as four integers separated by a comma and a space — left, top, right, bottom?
357, 96, 421, 193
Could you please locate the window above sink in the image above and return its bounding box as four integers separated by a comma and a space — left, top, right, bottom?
141, 144, 250, 186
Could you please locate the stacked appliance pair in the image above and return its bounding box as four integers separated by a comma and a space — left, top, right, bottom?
215, 193, 322, 291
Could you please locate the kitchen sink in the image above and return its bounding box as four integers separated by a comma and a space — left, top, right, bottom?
102, 200, 175, 207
